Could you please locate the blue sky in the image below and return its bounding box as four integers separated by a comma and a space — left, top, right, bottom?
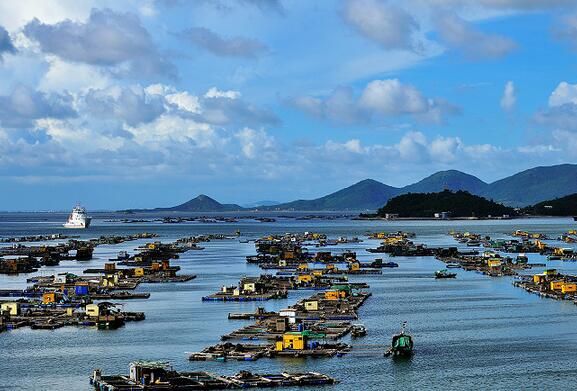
1, 0, 577, 210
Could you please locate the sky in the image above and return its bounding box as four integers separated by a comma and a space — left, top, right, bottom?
2, 0, 577, 210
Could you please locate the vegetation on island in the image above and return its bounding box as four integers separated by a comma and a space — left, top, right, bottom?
522, 193, 577, 216
374, 190, 516, 218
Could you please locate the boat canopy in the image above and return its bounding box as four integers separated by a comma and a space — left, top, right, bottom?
393, 335, 413, 349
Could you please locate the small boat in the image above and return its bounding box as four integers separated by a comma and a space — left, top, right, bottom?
547, 255, 562, 261
516, 254, 528, 263
109, 251, 129, 262
384, 322, 413, 357
351, 324, 367, 337
446, 263, 460, 268
435, 269, 457, 279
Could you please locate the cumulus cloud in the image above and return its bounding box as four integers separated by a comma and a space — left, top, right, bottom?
144, 83, 278, 126
200, 92, 280, 126
318, 130, 503, 168
205, 87, 241, 99
531, 82, 577, 155
342, 0, 421, 51
83, 86, 166, 126
0, 80, 287, 184
500, 81, 516, 111
534, 81, 577, 133
291, 86, 365, 125
23, 8, 176, 78
0, 25, 16, 60
180, 27, 268, 58
548, 81, 577, 106
291, 79, 458, 125
434, 11, 516, 59
360, 79, 429, 115
235, 127, 275, 159
0, 85, 76, 129
535, 103, 577, 132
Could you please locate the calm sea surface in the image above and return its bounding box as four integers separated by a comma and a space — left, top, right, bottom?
1, 213, 577, 390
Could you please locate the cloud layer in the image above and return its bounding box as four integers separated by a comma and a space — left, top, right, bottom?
180, 27, 268, 58
342, 0, 421, 51
291, 79, 459, 125
0, 1, 576, 209
24, 8, 175, 78
434, 11, 516, 59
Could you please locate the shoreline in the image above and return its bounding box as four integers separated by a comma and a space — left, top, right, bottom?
353, 215, 575, 221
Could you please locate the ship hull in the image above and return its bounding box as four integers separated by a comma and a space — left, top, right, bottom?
63, 217, 91, 229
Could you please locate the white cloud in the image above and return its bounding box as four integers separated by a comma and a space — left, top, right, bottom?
534, 82, 577, 133
429, 136, 462, 162
144, 83, 175, 96
165, 92, 200, 113
126, 114, 218, 146
434, 11, 516, 59
292, 78, 458, 125
319, 130, 501, 168
360, 79, 428, 115
517, 144, 560, 154
551, 129, 577, 157
38, 118, 125, 152
180, 27, 268, 58
23, 8, 176, 78
342, 0, 421, 51
205, 87, 241, 99
0, 0, 91, 31
500, 80, 516, 111
396, 131, 429, 162
38, 56, 111, 93
325, 139, 365, 154
548, 81, 577, 106
235, 127, 274, 159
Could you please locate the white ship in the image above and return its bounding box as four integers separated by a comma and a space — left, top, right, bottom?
63, 205, 92, 228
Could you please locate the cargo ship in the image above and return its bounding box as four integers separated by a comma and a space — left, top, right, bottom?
63, 205, 91, 229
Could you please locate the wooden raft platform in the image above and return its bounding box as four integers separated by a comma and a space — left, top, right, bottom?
91, 363, 338, 390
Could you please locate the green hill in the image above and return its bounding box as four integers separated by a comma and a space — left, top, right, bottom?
127, 164, 577, 212
377, 190, 515, 218
402, 170, 489, 194
262, 179, 400, 211
523, 193, 577, 216
156, 194, 243, 212
483, 164, 577, 206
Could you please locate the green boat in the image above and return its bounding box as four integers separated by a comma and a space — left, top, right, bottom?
384, 322, 413, 357
435, 269, 456, 279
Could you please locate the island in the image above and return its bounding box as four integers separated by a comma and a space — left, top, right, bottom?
363, 190, 516, 219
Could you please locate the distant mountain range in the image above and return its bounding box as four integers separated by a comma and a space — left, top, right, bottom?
262, 179, 399, 211
131, 164, 577, 212
143, 194, 243, 212
241, 200, 280, 208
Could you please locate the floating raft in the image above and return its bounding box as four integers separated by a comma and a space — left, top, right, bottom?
90, 364, 338, 390
202, 291, 287, 301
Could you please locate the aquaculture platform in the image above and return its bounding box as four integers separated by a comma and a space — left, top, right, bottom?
91, 363, 337, 390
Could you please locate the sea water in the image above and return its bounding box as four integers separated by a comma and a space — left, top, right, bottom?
1, 213, 577, 390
